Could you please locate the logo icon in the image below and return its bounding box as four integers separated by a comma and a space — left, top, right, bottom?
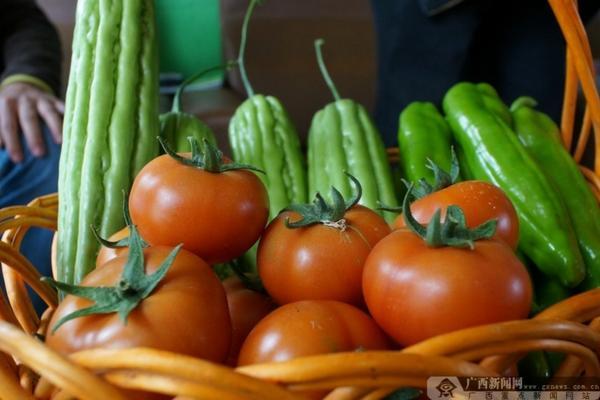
436, 378, 458, 398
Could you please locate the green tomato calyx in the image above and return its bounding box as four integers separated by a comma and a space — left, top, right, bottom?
159, 136, 263, 174
379, 149, 460, 215
402, 183, 497, 249
285, 173, 362, 229
404, 147, 461, 200
43, 202, 182, 333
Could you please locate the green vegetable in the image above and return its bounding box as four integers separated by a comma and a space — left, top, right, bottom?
511, 97, 600, 290
46, 213, 180, 332
308, 39, 398, 222
546, 352, 566, 374
534, 278, 571, 314
518, 351, 551, 380
228, 0, 307, 220
57, 0, 160, 285
443, 82, 585, 287
159, 64, 232, 152
397, 102, 460, 186
476, 83, 513, 126
402, 183, 497, 249
520, 251, 571, 314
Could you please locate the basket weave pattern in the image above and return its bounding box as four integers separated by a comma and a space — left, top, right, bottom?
1, 0, 600, 399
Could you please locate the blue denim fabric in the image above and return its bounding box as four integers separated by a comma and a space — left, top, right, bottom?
0, 124, 60, 313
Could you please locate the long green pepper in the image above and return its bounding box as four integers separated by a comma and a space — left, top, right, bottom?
57, 0, 159, 285
397, 102, 460, 185
476, 82, 513, 126
443, 82, 585, 287
307, 39, 398, 222
228, 0, 307, 220
518, 250, 571, 313
511, 97, 600, 290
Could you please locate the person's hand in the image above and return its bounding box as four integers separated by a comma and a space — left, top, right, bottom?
0, 81, 64, 163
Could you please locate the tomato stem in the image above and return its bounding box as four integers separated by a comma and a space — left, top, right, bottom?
228, 259, 267, 294
379, 151, 461, 214
90, 191, 147, 249
404, 148, 461, 200
285, 173, 362, 228
91, 225, 130, 249
158, 136, 264, 174
402, 183, 498, 249
43, 210, 183, 333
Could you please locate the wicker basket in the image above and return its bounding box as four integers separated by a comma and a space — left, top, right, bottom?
2, 0, 600, 399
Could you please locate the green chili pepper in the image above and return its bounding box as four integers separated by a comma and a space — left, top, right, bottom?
397, 102, 460, 186
307, 39, 398, 222
443, 82, 585, 287
476, 83, 513, 126
511, 97, 600, 290
518, 351, 552, 380
546, 352, 566, 375
520, 251, 571, 314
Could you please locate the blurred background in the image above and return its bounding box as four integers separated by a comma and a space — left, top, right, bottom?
37, 0, 600, 155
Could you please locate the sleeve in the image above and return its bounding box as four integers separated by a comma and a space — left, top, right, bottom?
0, 0, 63, 95
417, 0, 466, 17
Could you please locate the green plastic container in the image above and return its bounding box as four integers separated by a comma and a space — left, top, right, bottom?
155, 0, 224, 89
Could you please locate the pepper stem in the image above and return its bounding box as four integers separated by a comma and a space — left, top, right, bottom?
173, 61, 238, 113
402, 183, 498, 249
238, 0, 262, 98
509, 96, 538, 112
314, 38, 341, 102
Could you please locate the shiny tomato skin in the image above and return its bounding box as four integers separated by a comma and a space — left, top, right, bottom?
95, 226, 130, 268
257, 205, 391, 306
237, 300, 391, 366
223, 275, 277, 366
363, 229, 532, 347
393, 181, 519, 249
129, 153, 269, 264
46, 246, 232, 363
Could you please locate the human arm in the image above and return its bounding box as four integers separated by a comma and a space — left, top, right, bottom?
0, 0, 63, 162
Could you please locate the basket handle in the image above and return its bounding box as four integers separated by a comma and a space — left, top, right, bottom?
549, 0, 600, 173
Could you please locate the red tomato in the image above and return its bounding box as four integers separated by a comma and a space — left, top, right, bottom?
257, 205, 391, 306
129, 153, 269, 264
393, 181, 519, 249
223, 275, 277, 366
46, 247, 232, 363
238, 300, 391, 366
95, 226, 130, 268
363, 229, 532, 347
